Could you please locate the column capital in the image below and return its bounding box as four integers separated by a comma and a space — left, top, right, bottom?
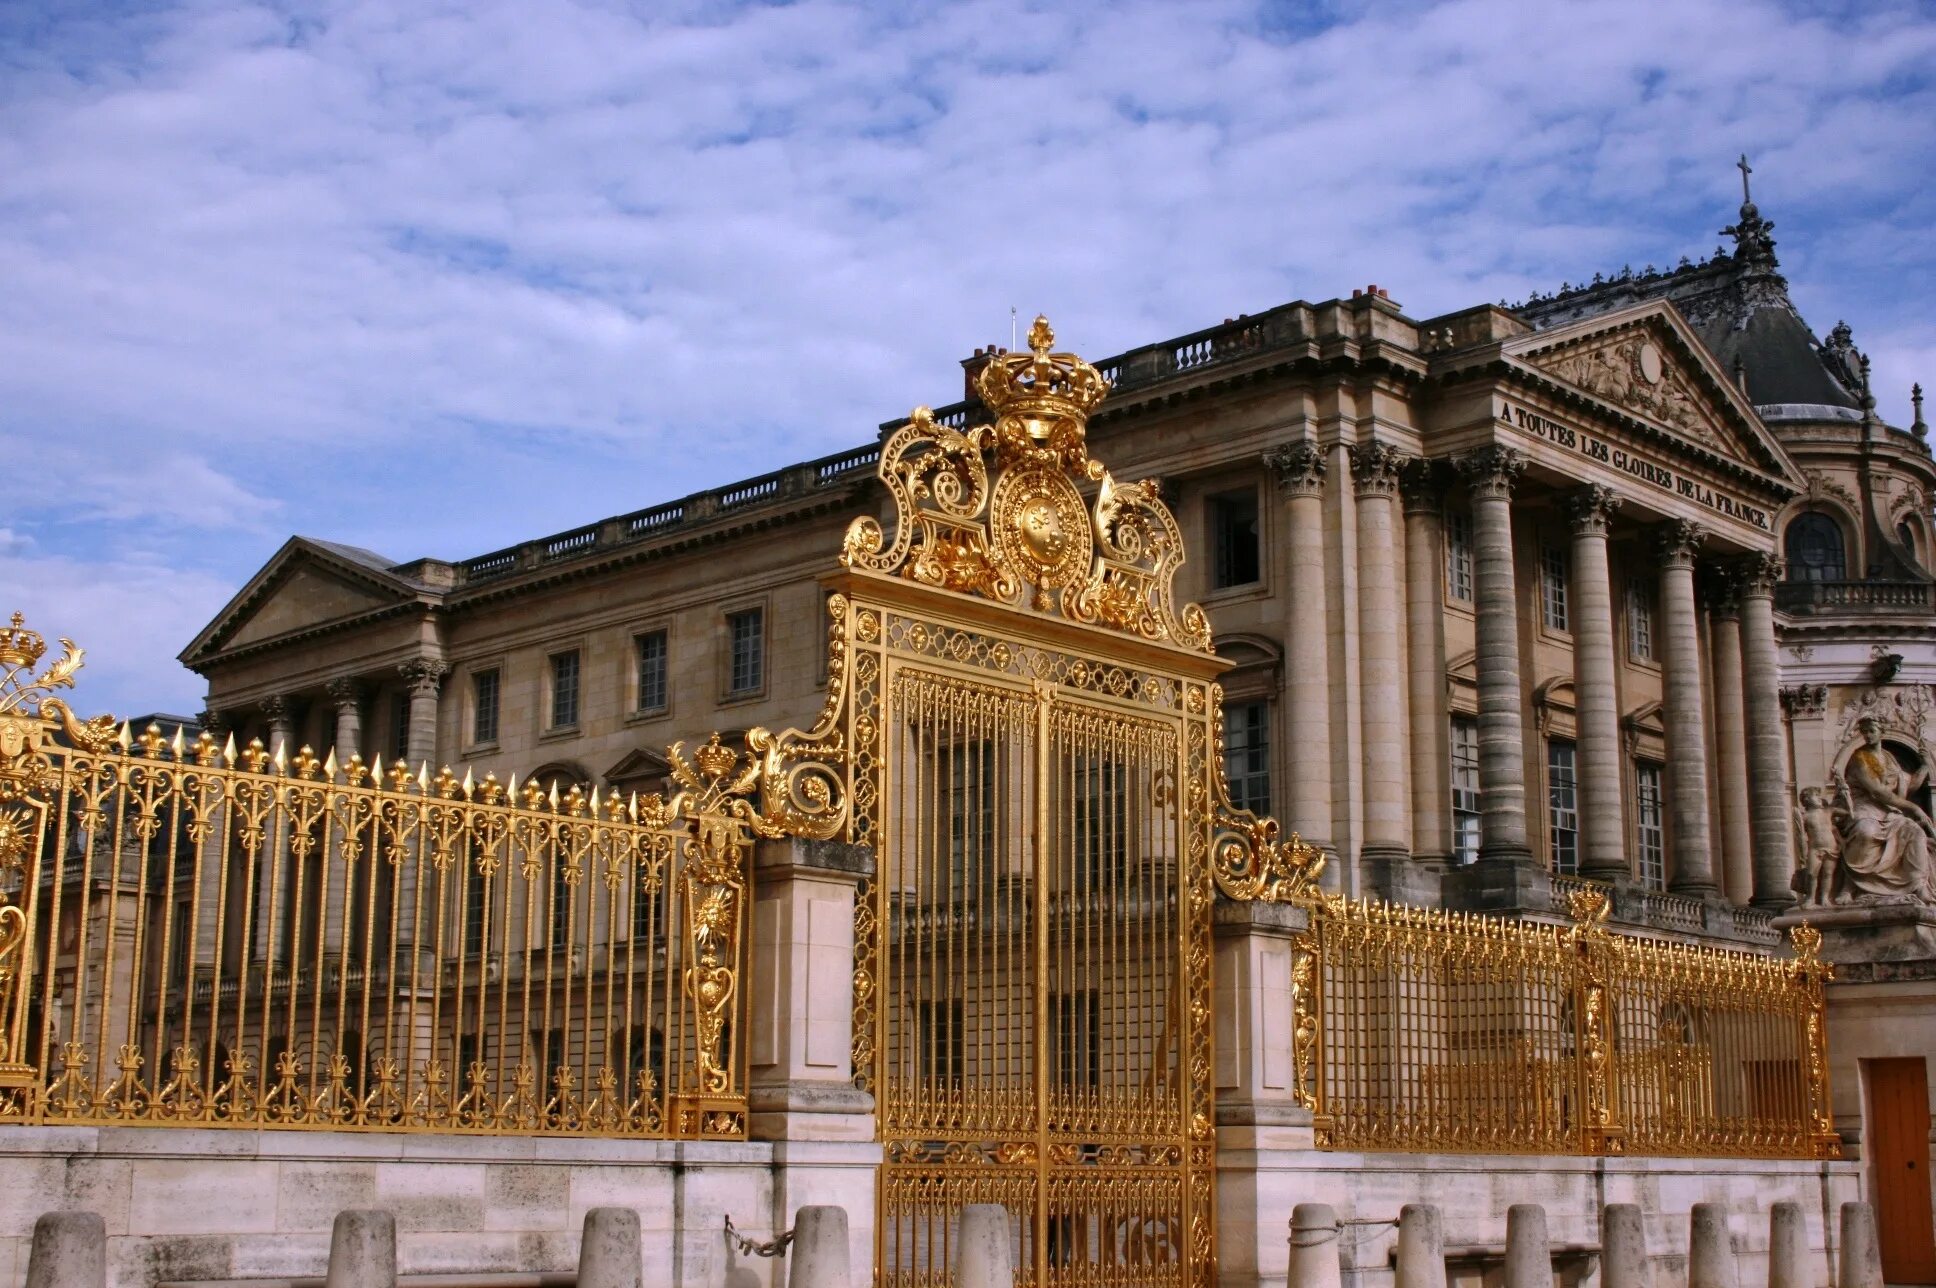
1399, 458, 1452, 514
197, 707, 230, 737
399, 659, 450, 695
325, 676, 366, 708
1730, 551, 1784, 596
1564, 484, 1622, 536
1701, 567, 1743, 617
1455, 445, 1525, 499
1652, 519, 1708, 568
1264, 440, 1326, 498
1779, 684, 1828, 718
259, 694, 293, 726
1348, 440, 1406, 498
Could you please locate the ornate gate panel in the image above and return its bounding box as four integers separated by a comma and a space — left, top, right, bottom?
832, 319, 1322, 1285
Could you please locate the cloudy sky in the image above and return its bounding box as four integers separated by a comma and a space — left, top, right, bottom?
2, 0, 1933, 718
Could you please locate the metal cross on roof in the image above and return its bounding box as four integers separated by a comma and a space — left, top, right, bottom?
1737, 153, 1753, 204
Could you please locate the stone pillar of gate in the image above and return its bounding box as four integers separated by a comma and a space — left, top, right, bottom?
748, 836, 881, 1285
1212, 898, 1316, 1288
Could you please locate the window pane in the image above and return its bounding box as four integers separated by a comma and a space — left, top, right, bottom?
1224, 701, 1271, 816
1626, 578, 1654, 661
728, 609, 764, 695
1541, 544, 1569, 631
1784, 513, 1845, 582
946, 740, 996, 901
1635, 762, 1666, 890
1450, 716, 1481, 864
551, 650, 580, 728
1547, 740, 1578, 875
1445, 512, 1474, 602
393, 691, 410, 762
1211, 492, 1261, 588
636, 631, 667, 712
473, 669, 499, 745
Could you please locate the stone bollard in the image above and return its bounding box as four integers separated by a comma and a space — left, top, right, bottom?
1288, 1204, 1343, 1288
578, 1208, 642, 1288
788, 1207, 851, 1288
1395, 1204, 1447, 1288
1766, 1202, 1808, 1288
957, 1205, 1014, 1288
1504, 1204, 1550, 1288
325, 1210, 397, 1288
1838, 1202, 1883, 1288
1600, 1204, 1653, 1288
25, 1211, 106, 1288
1688, 1203, 1738, 1288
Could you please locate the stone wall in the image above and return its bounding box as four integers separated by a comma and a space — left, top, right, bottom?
1217, 1139, 1860, 1288
0, 1127, 879, 1288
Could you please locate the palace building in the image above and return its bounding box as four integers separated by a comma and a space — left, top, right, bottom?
184, 185, 1931, 933
9, 178, 1934, 1288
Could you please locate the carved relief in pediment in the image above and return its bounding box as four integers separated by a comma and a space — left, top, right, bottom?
1534, 334, 1718, 446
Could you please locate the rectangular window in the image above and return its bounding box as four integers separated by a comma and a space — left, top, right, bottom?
1210, 491, 1261, 589
1635, 762, 1666, 891
1445, 512, 1474, 602
549, 649, 580, 729
472, 668, 500, 745
392, 691, 410, 762
1072, 755, 1128, 892
635, 631, 668, 713
1627, 578, 1655, 661
946, 740, 997, 901
1055, 991, 1101, 1089
1541, 544, 1570, 631
1548, 740, 1579, 875
727, 608, 764, 696
917, 999, 964, 1084
1224, 701, 1271, 816
1450, 716, 1481, 864
462, 840, 488, 952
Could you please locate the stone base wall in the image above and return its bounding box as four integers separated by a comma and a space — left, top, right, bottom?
1217, 1128, 1860, 1288
0, 1127, 880, 1288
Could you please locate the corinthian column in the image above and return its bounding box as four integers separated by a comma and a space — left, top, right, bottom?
1265, 441, 1333, 853
261, 693, 294, 756
326, 677, 366, 763
1705, 576, 1752, 904
1736, 554, 1796, 908
1566, 485, 1627, 880
1656, 521, 1716, 894
1457, 447, 1531, 862
398, 659, 449, 769
1352, 441, 1408, 862
1401, 461, 1451, 861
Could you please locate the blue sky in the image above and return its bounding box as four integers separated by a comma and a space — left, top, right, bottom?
3, 0, 1934, 718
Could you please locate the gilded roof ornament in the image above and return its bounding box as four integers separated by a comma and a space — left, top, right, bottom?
0, 612, 119, 801
843, 317, 1212, 650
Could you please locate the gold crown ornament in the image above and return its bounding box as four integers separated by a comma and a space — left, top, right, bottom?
0, 614, 45, 674
973, 315, 1111, 473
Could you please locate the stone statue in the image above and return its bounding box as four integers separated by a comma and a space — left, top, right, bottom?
1792, 786, 1844, 907
1829, 716, 1936, 905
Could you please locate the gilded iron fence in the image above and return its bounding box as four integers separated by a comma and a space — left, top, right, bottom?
1293, 888, 1839, 1159
0, 628, 774, 1138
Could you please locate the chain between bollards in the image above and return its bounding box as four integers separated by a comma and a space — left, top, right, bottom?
723, 1213, 794, 1258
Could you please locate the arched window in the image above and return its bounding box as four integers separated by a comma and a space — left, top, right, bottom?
1784, 513, 1845, 582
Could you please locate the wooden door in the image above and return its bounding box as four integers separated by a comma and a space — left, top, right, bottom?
1870, 1057, 1936, 1283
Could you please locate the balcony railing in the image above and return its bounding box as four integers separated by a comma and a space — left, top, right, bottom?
1776, 579, 1936, 615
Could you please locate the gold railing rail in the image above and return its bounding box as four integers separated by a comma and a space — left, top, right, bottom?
1290, 888, 1839, 1159
0, 618, 798, 1138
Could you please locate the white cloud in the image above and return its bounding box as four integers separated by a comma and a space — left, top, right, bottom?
1, 0, 1933, 709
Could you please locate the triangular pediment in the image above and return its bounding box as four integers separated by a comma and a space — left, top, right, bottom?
182, 537, 429, 664
1508, 303, 1801, 486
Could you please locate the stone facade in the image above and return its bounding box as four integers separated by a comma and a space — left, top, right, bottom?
156, 185, 1936, 1284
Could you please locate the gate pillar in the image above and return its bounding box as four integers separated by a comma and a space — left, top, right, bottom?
749, 837, 880, 1283
1213, 899, 1316, 1288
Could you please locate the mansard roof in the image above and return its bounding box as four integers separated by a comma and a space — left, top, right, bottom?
1513, 193, 1871, 423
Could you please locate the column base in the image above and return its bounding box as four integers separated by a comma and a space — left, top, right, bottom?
748, 1081, 877, 1143
1441, 855, 1550, 915
1359, 851, 1440, 907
